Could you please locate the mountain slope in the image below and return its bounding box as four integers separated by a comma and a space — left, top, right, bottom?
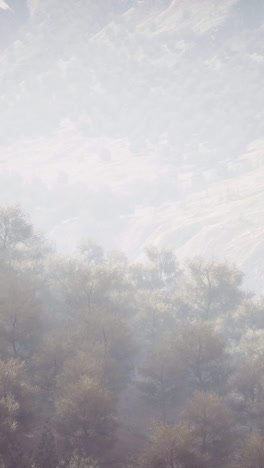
0, 0, 263, 291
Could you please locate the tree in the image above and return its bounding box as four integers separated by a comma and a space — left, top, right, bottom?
231, 433, 264, 468
140, 423, 208, 468
176, 323, 231, 394
130, 246, 182, 292
182, 258, 244, 320
239, 329, 264, 361
34, 428, 58, 468
0, 359, 37, 462
234, 359, 264, 432
47, 255, 134, 319
2, 440, 29, 468
145, 246, 182, 291
0, 269, 43, 360
184, 392, 235, 466
78, 239, 104, 266
55, 373, 116, 459
47, 256, 136, 392
233, 297, 264, 331
0, 205, 33, 253
235, 360, 264, 403
139, 345, 186, 421
134, 290, 175, 350
74, 311, 136, 393
0, 205, 51, 274
32, 330, 74, 397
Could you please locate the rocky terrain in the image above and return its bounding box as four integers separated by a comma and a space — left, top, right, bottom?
0, 0, 263, 292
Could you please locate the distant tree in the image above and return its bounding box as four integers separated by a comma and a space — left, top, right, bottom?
184, 392, 235, 465
48, 255, 132, 317
130, 246, 182, 292
139, 344, 186, 421
139, 423, 208, 468
134, 290, 175, 349
182, 258, 244, 320
0, 270, 42, 360
32, 330, 74, 399
73, 312, 136, 393
78, 239, 104, 266
230, 433, 264, 468
3, 440, 29, 468
0, 204, 51, 268
176, 323, 231, 394
55, 373, 116, 459
239, 329, 264, 360
234, 359, 264, 432
34, 428, 58, 468
145, 246, 182, 289
235, 360, 264, 403
0, 359, 37, 460
0, 205, 33, 253
233, 297, 264, 331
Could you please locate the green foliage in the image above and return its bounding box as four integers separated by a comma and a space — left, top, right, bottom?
140, 423, 208, 468
176, 323, 232, 394
0, 205, 33, 253
139, 344, 186, 420
0, 204, 262, 468
182, 257, 244, 320
184, 392, 235, 465
130, 246, 182, 292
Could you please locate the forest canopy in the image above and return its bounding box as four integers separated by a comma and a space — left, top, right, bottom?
0, 205, 263, 468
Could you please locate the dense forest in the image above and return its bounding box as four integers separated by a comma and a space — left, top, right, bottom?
0, 204, 264, 468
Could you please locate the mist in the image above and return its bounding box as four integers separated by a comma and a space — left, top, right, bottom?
0, 1, 264, 467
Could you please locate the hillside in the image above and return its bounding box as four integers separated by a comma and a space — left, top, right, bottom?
0, 0, 263, 292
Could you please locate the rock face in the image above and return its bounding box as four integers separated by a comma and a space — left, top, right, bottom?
0, 0, 263, 292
